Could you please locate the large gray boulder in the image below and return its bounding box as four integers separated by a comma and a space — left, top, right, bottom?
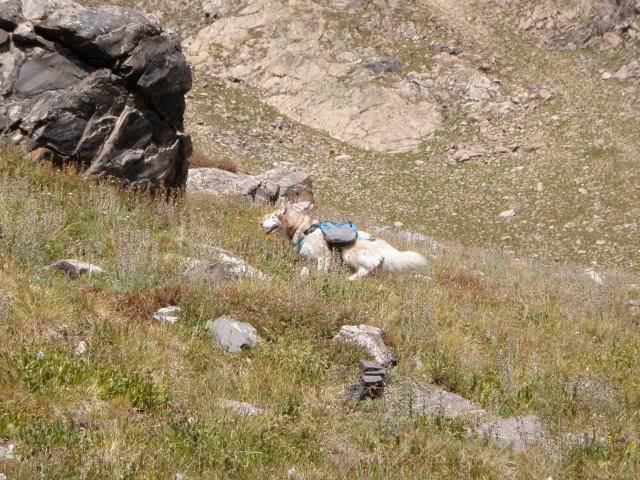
187, 166, 312, 204
0, 0, 192, 189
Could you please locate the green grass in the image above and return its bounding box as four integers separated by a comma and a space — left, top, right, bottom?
0, 147, 639, 478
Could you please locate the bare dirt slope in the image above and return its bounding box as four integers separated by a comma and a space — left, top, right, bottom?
80, 0, 640, 272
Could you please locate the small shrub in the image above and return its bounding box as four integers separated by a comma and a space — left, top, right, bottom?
97, 369, 169, 411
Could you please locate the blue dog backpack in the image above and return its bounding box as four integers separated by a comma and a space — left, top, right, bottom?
319, 221, 358, 247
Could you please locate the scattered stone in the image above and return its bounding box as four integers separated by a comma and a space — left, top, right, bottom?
334, 154, 353, 162
217, 399, 263, 416
601, 31, 621, 49
584, 268, 604, 285
602, 71, 613, 80
498, 209, 516, 218
333, 324, 397, 367
184, 247, 269, 284
412, 382, 547, 452
36, 351, 45, 360
393, 221, 404, 228
537, 89, 553, 101
613, 61, 640, 80
0, 443, 15, 461
153, 306, 181, 324
432, 43, 463, 55
413, 383, 485, 419
75, 341, 87, 356
536, 181, 544, 192
0, 0, 192, 190
522, 137, 545, 152
450, 148, 484, 163
476, 415, 547, 452
300, 266, 310, 277
187, 166, 312, 204
206, 316, 261, 353
50, 259, 104, 278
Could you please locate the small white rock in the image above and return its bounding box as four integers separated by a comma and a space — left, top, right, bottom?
36, 351, 45, 360
584, 268, 604, 285
300, 267, 310, 277
535, 181, 544, 192
602, 71, 612, 80
0, 443, 15, 461
153, 306, 181, 324
498, 209, 516, 218
75, 341, 87, 356
393, 221, 404, 228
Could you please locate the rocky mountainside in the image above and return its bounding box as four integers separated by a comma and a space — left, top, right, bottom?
71, 0, 640, 272
1, 2, 640, 479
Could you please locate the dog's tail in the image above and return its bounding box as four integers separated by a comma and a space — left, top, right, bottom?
381, 249, 427, 273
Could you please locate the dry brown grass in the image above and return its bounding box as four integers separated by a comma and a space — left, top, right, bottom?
0, 147, 639, 479
188, 147, 240, 172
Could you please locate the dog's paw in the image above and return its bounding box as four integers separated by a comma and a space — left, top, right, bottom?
300, 267, 310, 277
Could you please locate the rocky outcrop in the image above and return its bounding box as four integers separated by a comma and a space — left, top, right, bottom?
187, 166, 312, 203
184, 0, 441, 153
412, 382, 547, 452
0, 0, 192, 189
333, 324, 398, 367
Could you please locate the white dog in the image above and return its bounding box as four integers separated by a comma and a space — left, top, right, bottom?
261, 201, 427, 280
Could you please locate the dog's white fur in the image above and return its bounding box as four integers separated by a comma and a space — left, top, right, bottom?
262, 201, 427, 281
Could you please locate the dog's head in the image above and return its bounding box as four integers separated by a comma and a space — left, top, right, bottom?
261, 200, 314, 237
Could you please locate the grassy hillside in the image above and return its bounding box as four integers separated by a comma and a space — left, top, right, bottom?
1, 146, 639, 479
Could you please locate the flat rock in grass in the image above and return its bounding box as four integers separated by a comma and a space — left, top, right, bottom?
217, 399, 263, 416
153, 306, 181, 324
0, 443, 15, 461
206, 315, 261, 353
50, 259, 104, 278
333, 324, 397, 367
498, 209, 516, 218
412, 383, 486, 419
411, 382, 548, 452
476, 415, 546, 452
183, 247, 269, 284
